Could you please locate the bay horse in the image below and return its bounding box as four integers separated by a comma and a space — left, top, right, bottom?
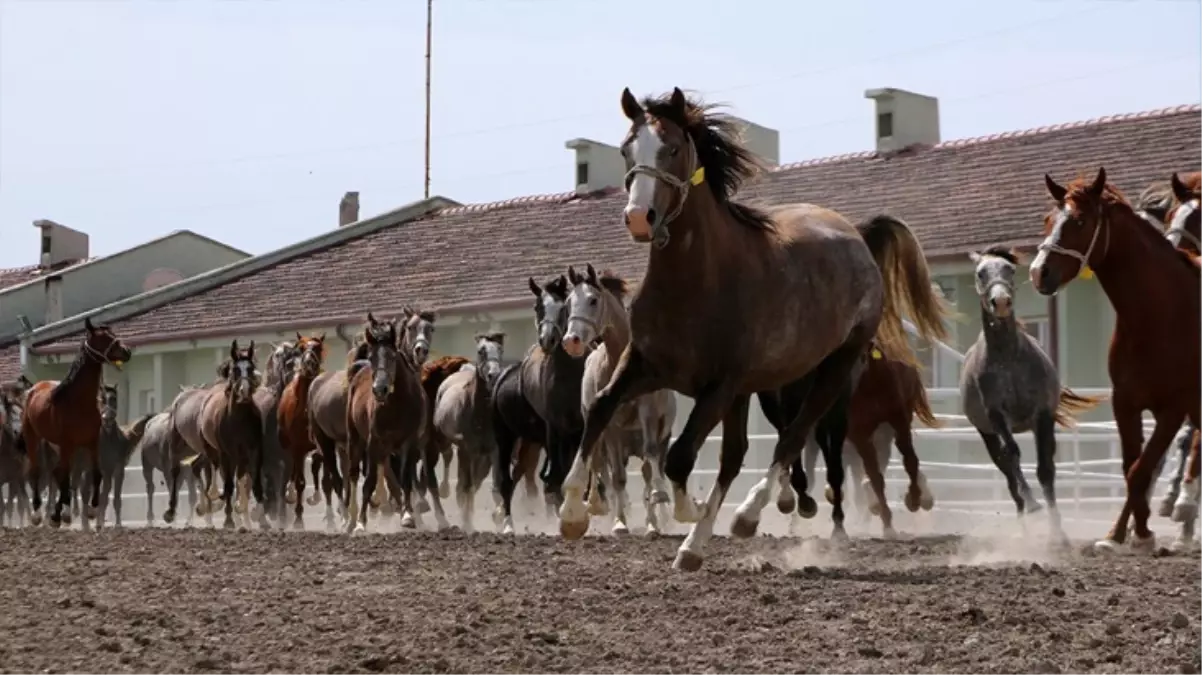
432, 333, 506, 532
794, 344, 941, 536
562, 263, 678, 536
1031, 168, 1200, 552
963, 246, 1103, 545
23, 317, 132, 528
277, 333, 327, 529
559, 88, 949, 570
493, 275, 588, 532
345, 311, 430, 532
415, 355, 471, 506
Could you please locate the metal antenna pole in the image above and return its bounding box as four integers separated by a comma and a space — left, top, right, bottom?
423, 0, 433, 199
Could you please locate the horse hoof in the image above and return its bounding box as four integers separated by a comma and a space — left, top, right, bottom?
559, 517, 588, 541
672, 549, 704, 572
730, 513, 759, 539
1132, 533, 1156, 554
438, 483, 451, 500
823, 486, 835, 505
649, 489, 669, 506
776, 494, 796, 515
612, 522, 629, 536
645, 524, 661, 538
416, 500, 431, 515
292, 518, 305, 531
1024, 500, 1044, 515
491, 507, 505, 526
350, 525, 367, 536
1158, 499, 1177, 518
1170, 536, 1197, 553
49, 514, 62, 529
831, 526, 849, 543
904, 491, 922, 513
797, 495, 819, 520
882, 526, 899, 540
30, 512, 43, 527
920, 495, 935, 511
867, 502, 882, 516
400, 513, 416, 529
1172, 502, 1198, 524
306, 493, 321, 507
1093, 538, 1122, 553
587, 502, 610, 517
195, 504, 207, 517
60, 512, 72, 526
223, 518, 236, 530
501, 520, 515, 536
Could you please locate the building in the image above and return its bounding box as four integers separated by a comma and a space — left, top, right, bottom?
0, 220, 250, 383
10, 90, 1201, 502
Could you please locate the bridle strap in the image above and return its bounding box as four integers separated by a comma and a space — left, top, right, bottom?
623, 137, 702, 249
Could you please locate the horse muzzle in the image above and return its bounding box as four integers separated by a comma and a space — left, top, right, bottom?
413, 343, 430, 365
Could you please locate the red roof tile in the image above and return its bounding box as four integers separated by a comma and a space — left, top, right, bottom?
33, 104, 1202, 352
0, 265, 41, 292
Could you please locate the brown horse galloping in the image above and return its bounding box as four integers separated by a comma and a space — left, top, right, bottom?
1031, 168, 1200, 552
559, 88, 949, 570
277, 333, 327, 529
23, 317, 132, 529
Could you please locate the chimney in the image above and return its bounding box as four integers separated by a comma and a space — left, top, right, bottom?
44, 274, 63, 325
33, 220, 89, 270
565, 138, 626, 195
863, 87, 941, 154
726, 116, 780, 167
339, 191, 360, 227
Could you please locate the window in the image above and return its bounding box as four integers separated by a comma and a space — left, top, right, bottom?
1022, 316, 1052, 356
877, 111, 894, 138
576, 162, 589, 186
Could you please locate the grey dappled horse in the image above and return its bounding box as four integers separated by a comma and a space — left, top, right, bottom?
138, 410, 199, 526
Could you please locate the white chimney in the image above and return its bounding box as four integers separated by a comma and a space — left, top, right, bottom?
565, 138, 626, 195
339, 191, 360, 227
34, 220, 89, 270
44, 274, 63, 325
864, 88, 941, 154
726, 116, 780, 167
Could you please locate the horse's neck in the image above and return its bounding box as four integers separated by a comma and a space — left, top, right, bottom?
640, 188, 740, 304
291, 372, 317, 400
1094, 212, 1195, 329
63, 356, 104, 402
979, 304, 1023, 354
599, 295, 631, 366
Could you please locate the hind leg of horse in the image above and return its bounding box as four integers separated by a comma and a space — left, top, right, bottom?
734, 341, 866, 538
306, 452, 323, 507
561, 349, 660, 539
49, 448, 74, 529
142, 462, 156, 525
987, 412, 1040, 514
637, 406, 671, 508
1096, 398, 1144, 548
355, 449, 377, 534
1172, 426, 1200, 523
419, 441, 449, 531
851, 432, 894, 538
608, 439, 633, 536
1158, 426, 1189, 517
893, 421, 932, 513
978, 432, 1029, 515
22, 432, 43, 526
815, 394, 851, 540
674, 394, 751, 571
1033, 410, 1068, 548
1111, 410, 1187, 553
790, 436, 819, 519
492, 419, 520, 532
438, 444, 453, 500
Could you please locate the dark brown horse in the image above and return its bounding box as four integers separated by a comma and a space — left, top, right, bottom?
1031, 168, 1200, 552
23, 317, 132, 528
277, 333, 327, 529
559, 88, 949, 570
345, 311, 430, 532
199, 339, 268, 529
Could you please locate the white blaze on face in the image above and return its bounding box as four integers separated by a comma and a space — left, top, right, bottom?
1030, 205, 1072, 274
625, 123, 663, 214
1167, 200, 1199, 245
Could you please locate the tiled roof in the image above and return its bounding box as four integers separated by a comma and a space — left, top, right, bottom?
33, 104, 1202, 352
0, 265, 42, 292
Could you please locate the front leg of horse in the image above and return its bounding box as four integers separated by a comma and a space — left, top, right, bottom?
291, 450, 307, 530
87, 446, 102, 522
219, 460, 237, 530
1096, 401, 1144, 550
1033, 411, 1069, 549
560, 349, 657, 540
50, 460, 73, 529
307, 453, 324, 506
1171, 430, 1200, 525
96, 474, 113, 530
420, 443, 449, 531
1123, 413, 1187, 553
989, 413, 1040, 515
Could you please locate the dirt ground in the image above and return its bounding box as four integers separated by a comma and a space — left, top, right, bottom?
0, 526, 1197, 675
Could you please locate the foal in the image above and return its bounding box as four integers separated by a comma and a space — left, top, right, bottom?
562, 264, 678, 535
962, 247, 1102, 544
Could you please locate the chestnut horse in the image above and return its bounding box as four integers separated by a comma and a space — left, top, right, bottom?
199, 339, 267, 529
23, 317, 132, 528
560, 88, 949, 570
793, 344, 941, 536
345, 311, 431, 533
277, 333, 327, 529
1031, 168, 1200, 552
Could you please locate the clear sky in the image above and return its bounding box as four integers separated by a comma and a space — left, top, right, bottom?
0, 0, 1198, 269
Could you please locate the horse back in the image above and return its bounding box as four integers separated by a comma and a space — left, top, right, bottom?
137, 412, 173, 471
493, 363, 546, 444
308, 370, 349, 442
433, 368, 475, 442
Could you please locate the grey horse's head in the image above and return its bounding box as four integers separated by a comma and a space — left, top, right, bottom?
364, 313, 400, 403
563, 263, 630, 358
218, 339, 262, 404
266, 340, 299, 389
399, 307, 436, 366
473, 331, 506, 388
98, 384, 119, 428
969, 246, 1021, 320
528, 275, 570, 353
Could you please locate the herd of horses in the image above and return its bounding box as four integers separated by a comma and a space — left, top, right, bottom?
0, 88, 1198, 572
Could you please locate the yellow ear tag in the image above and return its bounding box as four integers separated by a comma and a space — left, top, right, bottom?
1079, 266, 1094, 280
871, 348, 883, 360
690, 167, 705, 186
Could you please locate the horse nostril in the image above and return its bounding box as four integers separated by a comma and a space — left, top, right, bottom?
646, 208, 658, 226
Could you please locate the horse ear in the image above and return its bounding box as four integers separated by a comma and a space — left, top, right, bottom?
528, 277, 542, 297
1088, 167, 1107, 197
247, 340, 255, 357
230, 340, 239, 359
217, 362, 230, 379
669, 87, 688, 117
567, 266, 580, 285
968, 251, 982, 264
1171, 172, 1193, 203
318, 332, 326, 343
586, 263, 599, 285
296, 332, 303, 343
367, 312, 378, 326
18, 375, 32, 389
620, 87, 643, 121
85, 317, 96, 333
1044, 174, 1067, 203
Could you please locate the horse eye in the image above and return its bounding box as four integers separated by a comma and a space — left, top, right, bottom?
589, 297, 598, 306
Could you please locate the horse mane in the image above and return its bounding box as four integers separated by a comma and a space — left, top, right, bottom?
475, 331, 507, 345
1136, 180, 1174, 223
640, 91, 774, 232
49, 350, 92, 404
421, 355, 470, 386
979, 245, 1025, 266
1067, 177, 1202, 275
596, 270, 631, 301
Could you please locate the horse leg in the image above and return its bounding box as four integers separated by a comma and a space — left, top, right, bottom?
290, 448, 306, 530
50, 446, 74, 529
1097, 397, 1145, 548
893, 419, 931, 513
421, 439, 449, 531
792, 435, 819, 518
733, 340, 867, 540
1171, 426, 1200, 522
978, 431, 1029, 515
218, 455, 236, 530
356, 448, 377, 534
87, 445, 102, 522
609, 435, 632, 536
1119, 411, 1188, 553
306, 452, 323, 506
457, 444, 480, 533
988, 411, 1040, 514
23, 430, 43, 527
1033, 409, 1068, 549
561, 349, 660, 540
674, 394, 751, 571
586, 435, 612, 518
142, 460, 156, 525
815, 389, 852, 540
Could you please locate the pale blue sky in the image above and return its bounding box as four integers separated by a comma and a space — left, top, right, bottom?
0, 0, 1198, 269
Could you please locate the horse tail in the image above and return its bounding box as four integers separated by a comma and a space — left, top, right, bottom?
1054, 387, 1106, 428
857, 215, 951, 366
908, 376, 943, 430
